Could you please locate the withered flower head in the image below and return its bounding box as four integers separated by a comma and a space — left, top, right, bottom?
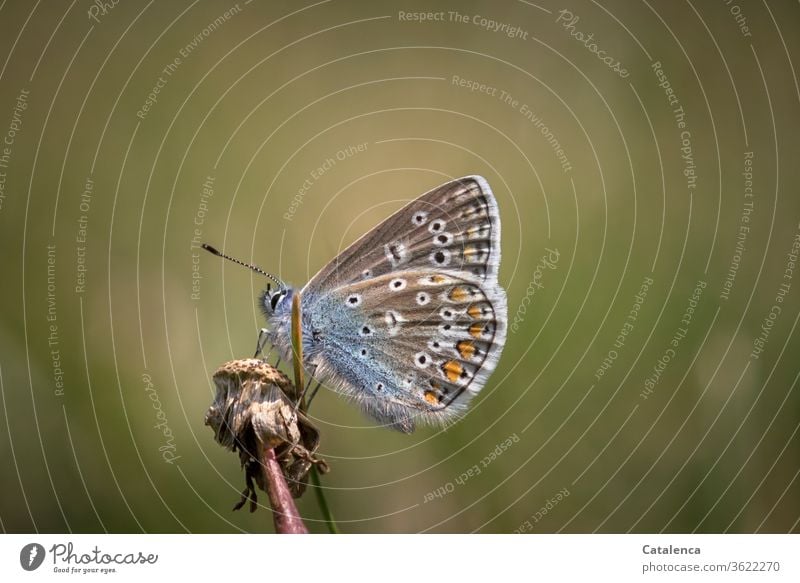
205, 359, 327, 514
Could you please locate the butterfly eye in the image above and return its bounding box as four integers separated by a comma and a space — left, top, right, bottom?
270, 291, 285, 311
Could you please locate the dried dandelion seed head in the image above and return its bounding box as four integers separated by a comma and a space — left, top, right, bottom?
206, 359, 300, 450
205, 359, 327, 508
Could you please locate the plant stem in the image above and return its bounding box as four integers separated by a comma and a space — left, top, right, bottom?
291, 291, 339, 534
291, 294, 305, 407
310, 465, 339, 534
259, 444, 308, 534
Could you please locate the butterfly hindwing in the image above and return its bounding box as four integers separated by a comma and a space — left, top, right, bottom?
302, 270, 507, 432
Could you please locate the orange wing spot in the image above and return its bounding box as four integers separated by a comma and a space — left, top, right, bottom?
449, 286, 470, 302
457, 340, 476, 359
464, 245, 478, 258
430, 274, 446, 283
468, 304, 483, 318
423, 391, 439, 405
442, 360, 463, 383
469, 322, 484, 338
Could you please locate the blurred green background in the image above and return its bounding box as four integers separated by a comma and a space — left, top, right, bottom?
1, 0, 798, 533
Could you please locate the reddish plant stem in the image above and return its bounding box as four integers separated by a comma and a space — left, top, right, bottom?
260, 445, 309, 534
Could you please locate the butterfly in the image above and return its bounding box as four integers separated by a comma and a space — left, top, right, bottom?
206, 176, 507, 433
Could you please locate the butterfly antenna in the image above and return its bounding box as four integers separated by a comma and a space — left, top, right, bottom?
201, 243, 284, 289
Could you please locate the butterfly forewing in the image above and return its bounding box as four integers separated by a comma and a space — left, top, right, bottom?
302, 176, 501, 292
298, 175, 507, 432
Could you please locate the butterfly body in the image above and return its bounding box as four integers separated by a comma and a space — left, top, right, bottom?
261, 176, 507, 433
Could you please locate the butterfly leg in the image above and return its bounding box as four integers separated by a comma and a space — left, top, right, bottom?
254, 328, 283, 369
288, 365, 319, 423
253, 328, 270, 358
305, 382, 322, 409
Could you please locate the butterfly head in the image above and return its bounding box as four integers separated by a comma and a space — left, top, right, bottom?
261, 285, 294, 317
